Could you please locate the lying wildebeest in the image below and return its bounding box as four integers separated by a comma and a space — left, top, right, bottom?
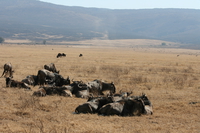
64, 80, 90, 98
21, 75, 38, 86
1, 62, 14, 78
129, 93, 152, 106
86, 79, 116, 95
110, 90, 133, 102
6, 77, 31, 90
75, 95, 113, 114
61, 89, 73, 97
44, 63, 59, 73
32, 87, 46, 97
79, 54, 83, 57
57, 53, 66, 58
37, 69, 70, 86
32, 86, 72, 97
98, 98, 146, 116
127, 93, 153, 115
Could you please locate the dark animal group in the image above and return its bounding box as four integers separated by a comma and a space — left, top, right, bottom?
57, 53, 83, 58
1, 62, 153, 117
75, 92, 153, 116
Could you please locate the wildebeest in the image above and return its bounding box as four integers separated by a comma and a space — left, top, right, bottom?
98, 98, 146, 116
1, 62, 14, 78
57, 53, 66, 58
61, 89, 73, 97
37, 69, 70, 86
110, 90, 133, 102
21, 75, 38, 86
127, 93, 153, 115
75, 100, 99, 114
6, 77, 31, 90
79, 54, 83, 57
32, 86, 72, 97
44, 63, 59, 73
32, 87, 46, 97
64, 80, 90, 98
75, 95, 113, 114
86, 79, 116, 95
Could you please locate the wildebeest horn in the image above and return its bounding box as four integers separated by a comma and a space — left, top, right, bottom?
78, 83, 82, 88
142, 92, 146, 96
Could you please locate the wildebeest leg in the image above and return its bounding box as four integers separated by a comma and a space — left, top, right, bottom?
9, 70, 13, 78
1, 70, 6, 77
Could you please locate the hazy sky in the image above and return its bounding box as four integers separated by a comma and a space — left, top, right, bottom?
39, 0, 200, 9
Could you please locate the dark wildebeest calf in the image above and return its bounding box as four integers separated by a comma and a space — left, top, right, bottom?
1, 62, 14, 78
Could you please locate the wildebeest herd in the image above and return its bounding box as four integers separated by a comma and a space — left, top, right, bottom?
1, 62, 153, 117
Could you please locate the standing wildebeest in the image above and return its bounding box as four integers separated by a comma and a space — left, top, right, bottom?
21, 75, 38, 86
79, 54, 83, 57
44, 63, 59, 73
86, 79, 116, 95
6, 77, 31, 90
37, 69, 70, 86
57, 53, 66, 58
1, 62, 14, 78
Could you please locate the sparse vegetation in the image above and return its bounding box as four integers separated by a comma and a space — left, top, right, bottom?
0, 44, 199, 132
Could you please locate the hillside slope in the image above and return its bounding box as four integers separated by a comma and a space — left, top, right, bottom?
0, 0, 200, 45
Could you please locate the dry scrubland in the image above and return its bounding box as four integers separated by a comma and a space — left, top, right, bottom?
0, 43, 199, 133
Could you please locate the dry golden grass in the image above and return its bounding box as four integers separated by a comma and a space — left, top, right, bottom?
0, 43, 199, 133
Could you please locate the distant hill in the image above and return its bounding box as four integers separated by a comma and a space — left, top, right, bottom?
0, 0, 200, 45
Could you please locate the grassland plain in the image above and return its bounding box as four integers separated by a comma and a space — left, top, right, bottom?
0, 43, 199, 133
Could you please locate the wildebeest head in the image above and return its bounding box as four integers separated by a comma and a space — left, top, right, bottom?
61, 76, 70, 86
139, 93, 152, 106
